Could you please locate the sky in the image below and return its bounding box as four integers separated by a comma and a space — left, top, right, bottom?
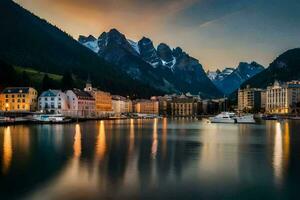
15, 0, 300, 71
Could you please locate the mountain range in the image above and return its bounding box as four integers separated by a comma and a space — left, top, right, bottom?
207, 62, 264, 95
78, 29, 222, 98
1, 0, 300, 99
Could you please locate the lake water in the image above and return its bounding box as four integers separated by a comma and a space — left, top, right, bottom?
0, 119, 300, 200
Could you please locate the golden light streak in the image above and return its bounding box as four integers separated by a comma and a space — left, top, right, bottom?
96, 121, 106, 160
151, 118, 158, 159
283, 122, 290, 170
2, 127, 12, 175
162, 117, 168, 158
128, 119, 135, 154
73, 124, 82, 158
273, 122, 283, 185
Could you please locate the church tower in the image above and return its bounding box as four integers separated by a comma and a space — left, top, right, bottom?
84, 75, 93, 92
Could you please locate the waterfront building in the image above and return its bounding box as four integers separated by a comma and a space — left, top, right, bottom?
156, 95, 173, 116
266, 80, 300, 114
0, 87, 38, 112
0, 94, 3, 111
112, 95, 132, 116
202, 98, 229, 114
38, 90, 69, 114
170, 94, 198, 117
261, 90, 266, 110
238, 85, 264, 112
65, 89, 95, 118
84, 81, 112, 117
134, 99, 159, 114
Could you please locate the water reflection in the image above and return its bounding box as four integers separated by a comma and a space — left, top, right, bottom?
151, 118, 158, 159
128, 119, 135, 155
199, 124, 239, 180
2, 127, 12, 175
273, 121, 290, 186
273, 122, 283, 185
96, 121, 106, 161
0, 119, 299, 199
162, 118, 168, 158
73, 124, 82, 158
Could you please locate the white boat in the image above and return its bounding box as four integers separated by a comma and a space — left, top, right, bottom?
235, 114, 256, 124
209, 112, 236, 123
32, 114, 71, 123
209, 112, 256, 124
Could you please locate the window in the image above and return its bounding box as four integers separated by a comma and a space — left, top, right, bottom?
22, 99, 25, 103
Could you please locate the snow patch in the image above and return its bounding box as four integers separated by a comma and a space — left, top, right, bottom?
127, 39, 140, 54
82, 40, 99, 53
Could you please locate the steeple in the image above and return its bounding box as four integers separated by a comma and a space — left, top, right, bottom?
84, 74, 92, 92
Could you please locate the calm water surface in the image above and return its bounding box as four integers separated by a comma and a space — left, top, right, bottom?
0, 119, 300, 199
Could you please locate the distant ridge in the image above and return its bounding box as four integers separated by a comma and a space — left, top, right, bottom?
242, 48, 300, 88
208, 62, 264, 95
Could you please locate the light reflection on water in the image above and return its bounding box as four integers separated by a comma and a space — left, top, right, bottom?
0, 119, 298, 199
2, 127, 12, 175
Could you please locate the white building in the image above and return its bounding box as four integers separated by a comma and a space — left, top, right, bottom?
266, 80, 300, 114
65, 89, 95, 118
112, 95, 132, 116
38, 90, 68, 114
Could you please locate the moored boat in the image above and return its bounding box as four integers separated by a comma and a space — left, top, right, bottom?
235, 114, 256, 124
209, 112, 236, 123
209, 112, 256, 124
32, 114, 71, 124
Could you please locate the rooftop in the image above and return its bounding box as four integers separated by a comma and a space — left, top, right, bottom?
2, 87, 34, 94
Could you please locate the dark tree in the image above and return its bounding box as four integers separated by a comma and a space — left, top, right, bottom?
42, 74, 54, 91
20, 71, 31, 86
61, 71, 74, 90
0, 59, 17, 87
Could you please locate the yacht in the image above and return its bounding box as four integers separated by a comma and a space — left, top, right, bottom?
209, 112, 236, 123
235, 114, 256, 124
209, 112, 256, 124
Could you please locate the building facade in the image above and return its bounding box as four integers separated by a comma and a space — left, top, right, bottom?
0, 87, 38, 112
112, 95, 132, 116
157, 95, 173, 116
202, 98, 229, 114
66, 89, 95, 118
38, 90, 69, 114
170, 94, 198, 117
84, 82, 112, 116
238, 85, 264, 112
134, 100, 159, 114
266, 81, 300, 114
